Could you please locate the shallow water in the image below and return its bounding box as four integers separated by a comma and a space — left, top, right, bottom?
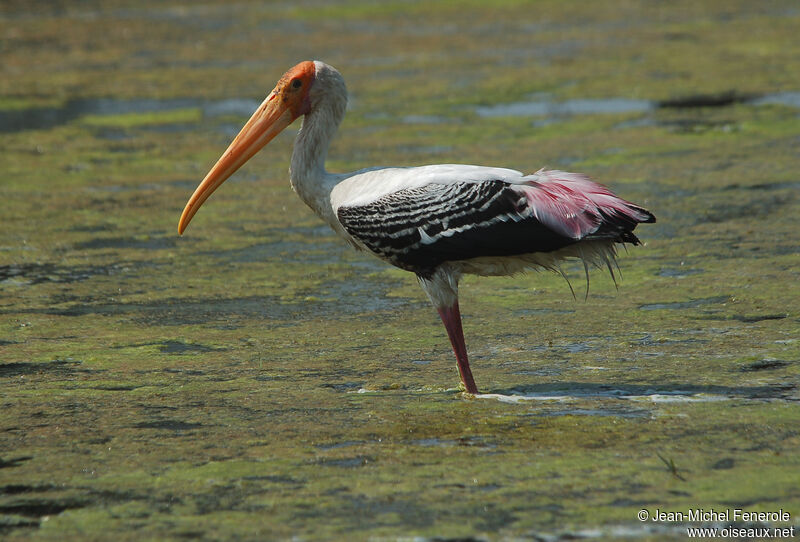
493, 93, 800, 114
0, 97, 262, 134
1, 1, 799, 540
475, 97, 655, 118
6, 91, 797, 136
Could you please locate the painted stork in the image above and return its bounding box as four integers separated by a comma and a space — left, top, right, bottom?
178, 61, 655, 394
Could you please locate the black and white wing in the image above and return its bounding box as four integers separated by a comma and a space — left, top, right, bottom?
333, 166, 654, 277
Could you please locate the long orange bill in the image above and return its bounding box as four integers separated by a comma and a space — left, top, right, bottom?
178, 93, 294, 234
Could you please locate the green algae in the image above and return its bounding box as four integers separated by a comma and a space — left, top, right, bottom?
2, 0, 800, 540
78, 108, 202, 129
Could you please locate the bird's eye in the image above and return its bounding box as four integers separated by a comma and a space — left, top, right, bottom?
291, 79, 302, 89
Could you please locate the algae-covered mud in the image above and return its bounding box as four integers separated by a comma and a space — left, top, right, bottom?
2, 1, 799, 540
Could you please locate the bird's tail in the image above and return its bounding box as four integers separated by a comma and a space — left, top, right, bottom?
521, 168, 655, 242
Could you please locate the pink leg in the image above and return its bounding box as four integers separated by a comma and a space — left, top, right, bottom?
436, 302, 479, 394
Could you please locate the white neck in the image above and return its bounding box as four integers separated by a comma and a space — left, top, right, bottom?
289, 61, 347, 231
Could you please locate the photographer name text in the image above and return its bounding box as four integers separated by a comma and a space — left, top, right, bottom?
649, 508, 790, 523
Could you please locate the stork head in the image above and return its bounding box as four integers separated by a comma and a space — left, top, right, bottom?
178, 60, 324, 234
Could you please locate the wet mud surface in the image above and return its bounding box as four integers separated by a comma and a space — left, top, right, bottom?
1, 1, 799, 540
